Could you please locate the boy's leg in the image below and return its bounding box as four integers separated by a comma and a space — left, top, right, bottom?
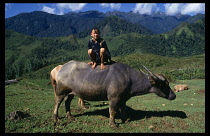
88, 49, 93, 65
88, 49, 97, 69
100, 48, 106, 70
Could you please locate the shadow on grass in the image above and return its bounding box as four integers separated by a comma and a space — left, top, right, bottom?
74, 106, 187, 122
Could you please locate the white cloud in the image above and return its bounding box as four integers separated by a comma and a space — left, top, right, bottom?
100, 3, 121, 10
164, 3, 183, 16
181, 3, 205, 15
100, 3, 109, 8
110, 3, 121, 10
5, 3, 12, 10
42, 6, 55, 14
164, 3, 205, 16
56, 3, 86, 15
133, 3, 158, 15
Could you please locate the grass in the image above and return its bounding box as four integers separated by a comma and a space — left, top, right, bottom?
5, 79, 205, 133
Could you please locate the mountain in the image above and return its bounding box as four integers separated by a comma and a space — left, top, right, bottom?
184, 13, 204, 23
65, 10, 105, 18
5, 18, 205, 79
105, 11, 204, 34
5, 10, 205, 37
76, 16, 153, 38
5, 11, 104, 37
166, 17, 205, 37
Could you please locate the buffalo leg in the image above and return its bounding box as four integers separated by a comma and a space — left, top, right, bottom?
119, 101, 126, 123
53, 95, 65, 125
65, 94, 74, 121
78, 98, 86, 109
109, 98, 119, 127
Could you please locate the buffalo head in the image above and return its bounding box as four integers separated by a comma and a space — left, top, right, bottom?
142, 65, 176, 100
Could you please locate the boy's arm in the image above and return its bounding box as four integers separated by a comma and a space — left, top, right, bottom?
88, 39, 93, 49
100, 40, 106, 48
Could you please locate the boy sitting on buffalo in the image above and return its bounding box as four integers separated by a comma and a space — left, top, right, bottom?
87, 28, 114, 70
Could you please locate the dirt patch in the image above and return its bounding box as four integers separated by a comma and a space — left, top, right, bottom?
152, 120, 175, 132
151, 119, 189, 132
176, 119, 189, 130
5, 111, 31, 120
195, 89, 205, 95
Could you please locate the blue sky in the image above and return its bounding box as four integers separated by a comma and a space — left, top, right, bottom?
5, 3, 205, 18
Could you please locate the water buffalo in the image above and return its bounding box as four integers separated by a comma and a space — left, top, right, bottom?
48, 65, 86, 109
53, 60, 176, 127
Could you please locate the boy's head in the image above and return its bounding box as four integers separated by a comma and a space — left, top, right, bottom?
90, 28, 100, 40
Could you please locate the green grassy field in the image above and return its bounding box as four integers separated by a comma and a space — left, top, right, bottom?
5, 79, 205, 133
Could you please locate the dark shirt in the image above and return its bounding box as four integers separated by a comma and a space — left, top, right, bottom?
87, 38, 111, 62
88, 38, 106, 52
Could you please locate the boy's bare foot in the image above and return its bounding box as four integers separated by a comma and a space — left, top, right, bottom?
101, 63, 105, 70
88, 62, 93, 65
92, 63, 97, 69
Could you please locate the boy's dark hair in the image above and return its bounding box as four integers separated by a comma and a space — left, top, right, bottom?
90, 28, 100, 34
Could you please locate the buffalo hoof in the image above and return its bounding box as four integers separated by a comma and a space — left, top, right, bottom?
66, 115, 75, 122
53, 119, 60, 126
110, 123, 118, 128
81, 106, 87, 109
53, 122, 59, 126
121, 119, 126, 124
53, 115, 59, 126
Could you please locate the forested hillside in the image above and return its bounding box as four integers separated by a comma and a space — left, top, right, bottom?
5, 18, 205, 80
22, 53, 204, 81
76, 16, 153, 38
5, 11, 104, 37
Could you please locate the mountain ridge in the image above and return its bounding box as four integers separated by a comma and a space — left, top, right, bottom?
5, 10, 205, 37
76, 16, 153, 38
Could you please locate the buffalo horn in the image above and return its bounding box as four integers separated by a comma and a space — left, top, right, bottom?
142, 65, 159, 80
136, 65, 148, 75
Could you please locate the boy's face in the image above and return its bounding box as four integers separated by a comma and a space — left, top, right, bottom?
91, 29, 100, 40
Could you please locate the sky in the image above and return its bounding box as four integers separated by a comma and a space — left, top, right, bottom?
5, 3, 205, 18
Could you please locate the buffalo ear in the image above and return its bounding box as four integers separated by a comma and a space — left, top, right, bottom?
148, 75, 156, 85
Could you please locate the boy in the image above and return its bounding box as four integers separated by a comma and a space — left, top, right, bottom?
87, 28, 113, 70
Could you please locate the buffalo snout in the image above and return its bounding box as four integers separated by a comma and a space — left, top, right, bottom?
168, 90, 176, 100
